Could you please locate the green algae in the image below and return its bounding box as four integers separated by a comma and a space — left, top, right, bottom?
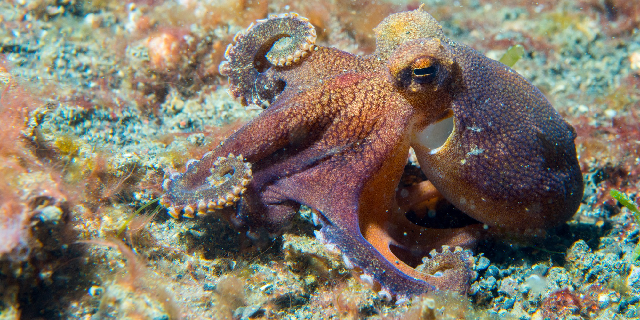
610, 189, 640, 260
499, 44, 525, 68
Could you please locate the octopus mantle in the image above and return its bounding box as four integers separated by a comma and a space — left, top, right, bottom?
161, 8, 583, 298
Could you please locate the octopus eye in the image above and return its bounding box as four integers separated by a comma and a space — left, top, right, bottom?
387, 39, 456, 93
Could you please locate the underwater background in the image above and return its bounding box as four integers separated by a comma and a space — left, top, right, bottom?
1, 0, 640, 319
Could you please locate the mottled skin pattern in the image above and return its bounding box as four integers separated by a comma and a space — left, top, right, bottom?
163, 8, 583, 297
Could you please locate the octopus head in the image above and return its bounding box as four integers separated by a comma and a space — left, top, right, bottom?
373, 5, 446, 60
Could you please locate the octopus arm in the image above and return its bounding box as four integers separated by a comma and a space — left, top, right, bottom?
163, 73, 367, 214
262, 92, 471, 295
214, 73, 366, 163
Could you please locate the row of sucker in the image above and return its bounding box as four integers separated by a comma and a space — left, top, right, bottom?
341, 243, 473, 301
415, 245, 475, 294
264, 13, 317, 66
218, 12, 317, 107
160, 154, 252, 219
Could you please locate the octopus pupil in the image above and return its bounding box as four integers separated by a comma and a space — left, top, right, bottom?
413, 65, 437, 77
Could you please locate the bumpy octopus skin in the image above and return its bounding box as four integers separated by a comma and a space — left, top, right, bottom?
161, 8, 583, 297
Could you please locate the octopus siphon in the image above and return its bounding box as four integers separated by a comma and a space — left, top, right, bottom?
161, 7, 583, 298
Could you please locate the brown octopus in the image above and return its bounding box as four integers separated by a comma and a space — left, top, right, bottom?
161, 7, 583, 298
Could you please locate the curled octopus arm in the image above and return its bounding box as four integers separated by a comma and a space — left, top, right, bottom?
160, 87, 339, 217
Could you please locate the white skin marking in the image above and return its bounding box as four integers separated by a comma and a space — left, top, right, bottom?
466, 146, 484, 156
466, 126, 482, 132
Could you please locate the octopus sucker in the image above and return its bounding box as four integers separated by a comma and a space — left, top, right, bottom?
232, 30, 244, 43
197, 200, 207, 214
165, 7, 582, 296
161, 179, 172, 193
166, 206, 180, 219
185, 158, 199, 170
183, 205, 195, 219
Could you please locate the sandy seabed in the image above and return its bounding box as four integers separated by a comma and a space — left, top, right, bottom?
1, 0, 640, 319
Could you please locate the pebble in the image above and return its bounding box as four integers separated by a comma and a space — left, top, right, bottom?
39, 206, 62, 223
485, 265, 500, 278
480, 276, 497, 290
476, 256, 490, 271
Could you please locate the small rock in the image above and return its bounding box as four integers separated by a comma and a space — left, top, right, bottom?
240, 305, 263, 319
39, 206, 62, 223
203, 283, 215, 291
486, 265, 500, 278
627, 264, 640, 292
604, 109, 617, 118
476, 256, 490, 271
531, 263, 549, 276
502, 297, 516, 310
498, 277, 518, 297
480, 276, 497, 291
625, 305, 638, 318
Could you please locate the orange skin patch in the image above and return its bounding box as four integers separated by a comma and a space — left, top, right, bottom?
163, 7, 582, 296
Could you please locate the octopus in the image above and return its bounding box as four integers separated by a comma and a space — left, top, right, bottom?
161, 7, 583, 298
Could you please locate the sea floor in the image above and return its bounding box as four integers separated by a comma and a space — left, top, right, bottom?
1, 0, 640, 319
